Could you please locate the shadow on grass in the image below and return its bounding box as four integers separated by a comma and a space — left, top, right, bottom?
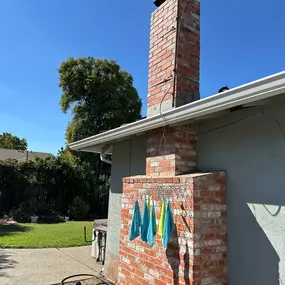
0, 250, 18, 278
0, 224, 32, 238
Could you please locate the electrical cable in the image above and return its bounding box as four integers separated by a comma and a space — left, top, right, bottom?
155, 2, 285, 147
156, 3, 285, 140
158, 0, 200, 134
198, 111, 285, 138
159, 83, 175, 125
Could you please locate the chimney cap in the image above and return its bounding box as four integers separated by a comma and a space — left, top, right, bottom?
154, 0, 166, 7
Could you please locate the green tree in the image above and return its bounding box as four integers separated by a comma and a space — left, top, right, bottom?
58, 57, 142, 143
0, 133, 27, 150
0, 154, 110, 218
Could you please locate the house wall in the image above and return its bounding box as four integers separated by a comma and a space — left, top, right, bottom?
105, 136, 146, 281
105, 96, 285, 284
197, 99, 285, 285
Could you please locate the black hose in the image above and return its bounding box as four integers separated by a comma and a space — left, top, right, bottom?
60, 274, 96, 284
60, 273, 111, 285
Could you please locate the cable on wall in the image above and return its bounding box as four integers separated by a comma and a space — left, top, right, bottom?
158, 0, 200, 134
198, 111, 285, 138
156, 2, 285, 141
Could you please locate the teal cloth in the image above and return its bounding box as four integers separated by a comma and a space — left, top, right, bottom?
162, 200, 175, 248
129, 201, 141, 241
140, 199, 149, 242
147, 201, 157, 248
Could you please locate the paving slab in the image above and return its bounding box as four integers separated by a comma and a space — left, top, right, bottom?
0, 246, 104, 285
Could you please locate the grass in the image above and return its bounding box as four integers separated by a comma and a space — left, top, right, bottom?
0, 221, 94, 248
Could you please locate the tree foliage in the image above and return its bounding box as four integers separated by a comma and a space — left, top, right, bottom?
58, 57, 142, 143
0, 154, 109, 219
0, 133, 27, 150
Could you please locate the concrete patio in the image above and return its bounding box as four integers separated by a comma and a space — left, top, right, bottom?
0, 246, 105, 285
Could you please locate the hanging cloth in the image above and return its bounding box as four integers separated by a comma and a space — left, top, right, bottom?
147, 196, 151, 216
147, 201, 157, 248
162, 200, 175, 248
140, 199, 149, 242
158, 199, 166, 238
129, 200, 141, 241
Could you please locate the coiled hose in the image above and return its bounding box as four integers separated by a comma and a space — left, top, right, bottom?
60, 273, 107, 285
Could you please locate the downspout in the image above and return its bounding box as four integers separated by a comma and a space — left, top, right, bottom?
100, 145, 112, 165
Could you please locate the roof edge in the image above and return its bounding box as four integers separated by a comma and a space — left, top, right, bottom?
69, 70, 285, 152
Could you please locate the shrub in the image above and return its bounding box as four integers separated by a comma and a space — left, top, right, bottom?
9, 199, 37, 223
9, 207, 30, 223
37, 213, 65, 224
69, 197, 90, 221
35, 202, 49, 215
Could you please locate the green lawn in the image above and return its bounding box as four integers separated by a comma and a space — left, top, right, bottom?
0, 221, 94, 248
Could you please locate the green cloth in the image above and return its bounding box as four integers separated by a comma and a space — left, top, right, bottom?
147, 202, 157, 248
140, 199, 149, 242
163, 200, 175, 248
129, 201, 141, 241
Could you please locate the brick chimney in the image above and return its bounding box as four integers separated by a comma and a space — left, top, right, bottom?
118, 4, 227, 285
146, 0, 200, 177
147, 0, 200, 117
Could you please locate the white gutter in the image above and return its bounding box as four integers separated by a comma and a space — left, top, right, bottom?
69, 70, 285, 151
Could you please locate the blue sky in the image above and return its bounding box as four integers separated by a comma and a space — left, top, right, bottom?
0, 0, 285, 154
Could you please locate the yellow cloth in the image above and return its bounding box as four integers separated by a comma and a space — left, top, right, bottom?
158, 199, 166, 237
147, 196, 151, 216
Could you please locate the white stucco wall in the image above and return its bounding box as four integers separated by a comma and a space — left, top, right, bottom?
198, 99, 285, 285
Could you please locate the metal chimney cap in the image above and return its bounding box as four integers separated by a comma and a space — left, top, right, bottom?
154, 0, 166, 7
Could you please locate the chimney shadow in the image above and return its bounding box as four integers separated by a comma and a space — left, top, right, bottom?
166, 227, 180, 285
165, 226, 191, 285
184, 242, 190, 285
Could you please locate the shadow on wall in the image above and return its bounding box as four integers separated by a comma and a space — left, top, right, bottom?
166, 228, 180, 285
166, 227, 191, 285
184, 243, 190, 285
197, 104, 285, 284
230, 199, 280, 285
0, 250, 18, 278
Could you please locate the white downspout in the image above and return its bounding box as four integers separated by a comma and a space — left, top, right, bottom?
100, 145, 112, 165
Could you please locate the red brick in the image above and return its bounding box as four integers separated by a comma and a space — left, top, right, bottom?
146, 248, 156, 257
138, 277, 149, 285
155, 278, 166, 285
156, 265, 167, 274
209, 266, 224, 276
118, 2, 227, 279
160, 274, 173, 284
134, 268, 144, 278
145, 260, 155, 269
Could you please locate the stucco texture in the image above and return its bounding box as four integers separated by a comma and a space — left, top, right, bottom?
105, 96, 285, 284
104, 136, 146, 281
198, 99, 285, 285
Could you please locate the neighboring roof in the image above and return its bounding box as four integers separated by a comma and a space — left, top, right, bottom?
69, 70, 285, 154
0, 148, 51, 162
